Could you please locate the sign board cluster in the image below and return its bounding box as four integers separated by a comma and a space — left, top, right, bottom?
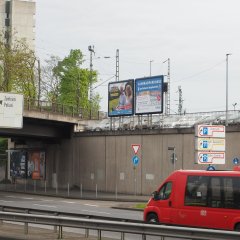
195, 125, 225, 165
131, 144, 141, 167
0, 92, 24, 129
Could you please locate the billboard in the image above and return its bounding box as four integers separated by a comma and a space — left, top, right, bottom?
135, 75, 164, 115
0, 92, 24, 128
10, 149, 46, 180
108, 79, 134, 117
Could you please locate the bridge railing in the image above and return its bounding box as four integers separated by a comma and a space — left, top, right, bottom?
23, 98, 105, 120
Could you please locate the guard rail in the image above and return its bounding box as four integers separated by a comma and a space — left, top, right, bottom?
0, 211, 240, 240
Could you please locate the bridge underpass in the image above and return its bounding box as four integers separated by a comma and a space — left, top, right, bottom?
0, 110, 81, 190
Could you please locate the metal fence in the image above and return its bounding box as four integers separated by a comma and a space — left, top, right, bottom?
24, 98, 105, 120
0, 211, 239, 240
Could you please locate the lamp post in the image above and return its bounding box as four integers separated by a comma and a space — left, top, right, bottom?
226, 53, 231, 126
233, 103, 237, 111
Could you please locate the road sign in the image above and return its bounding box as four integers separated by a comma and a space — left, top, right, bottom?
195, 125, 225, 138
233, 158, 239, 165
0, 92, 23, 128
207, 165, 216, 171
196, 151, 225, 164
132, 155, 140, 166
131, 144, 141, 155
195, 138, 225, 151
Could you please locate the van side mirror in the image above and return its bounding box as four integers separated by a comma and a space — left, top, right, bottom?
152, 191, 160, 201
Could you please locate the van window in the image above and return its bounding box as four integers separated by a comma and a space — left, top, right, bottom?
159, 182, 172, 200
185, 176, 240, 209
185, 176, 209, 206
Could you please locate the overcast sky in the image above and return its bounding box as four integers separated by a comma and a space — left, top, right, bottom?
35, 0, 240, 114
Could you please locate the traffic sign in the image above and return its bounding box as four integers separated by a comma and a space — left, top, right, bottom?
196, 151, 225, 164
131, 144, 141, 155
233, 158, 239, 165
195, 138, 225, 151
195, 125, 225, 138
132, 155, 140, 166
207, 165, 216, 171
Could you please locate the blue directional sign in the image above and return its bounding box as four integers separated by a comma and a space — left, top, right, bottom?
132, 155, 140, 166
203, 127, 208, 135
202, 154, 208, 162
233, 158, 239, 165
207, 165, 216, 171
202, 140, 208, 149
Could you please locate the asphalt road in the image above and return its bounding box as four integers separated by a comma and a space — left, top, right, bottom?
0, 191, 143, 220
0, 192, 180, 240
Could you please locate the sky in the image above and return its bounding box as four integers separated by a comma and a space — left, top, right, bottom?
35, 0, 240, 114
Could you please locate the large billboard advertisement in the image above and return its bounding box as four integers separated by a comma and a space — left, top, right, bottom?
135, 75, 164, 115
108, 79, 134, 117
10, 149, 46, 180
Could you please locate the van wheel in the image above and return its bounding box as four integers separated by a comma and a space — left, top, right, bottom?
147, 213, 159, 223
235, 223, 240, 231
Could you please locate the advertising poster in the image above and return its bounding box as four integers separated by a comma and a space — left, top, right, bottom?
135, 75, 164, 114
28, 151, 46, 180
108, 79, 134, 117
10, 151, 27, 178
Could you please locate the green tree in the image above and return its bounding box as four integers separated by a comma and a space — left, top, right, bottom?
0, 34, 37, 99
54, 49, 100, 115
41, 55, 61, 103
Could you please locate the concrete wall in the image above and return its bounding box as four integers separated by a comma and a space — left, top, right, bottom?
45, 126, 240, 195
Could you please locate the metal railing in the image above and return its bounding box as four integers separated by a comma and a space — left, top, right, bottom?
24, 98, 105, 120
0, 211, 240, 240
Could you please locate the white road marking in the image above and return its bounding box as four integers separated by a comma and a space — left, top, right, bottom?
40, 199, 54, 202
21, 197, 34, 200
0, 200, 13, 203
61, 201, 76, 204
84, 204, 98, 207
6, 196, 16, 198
82, 210, 110, 215
34, 204, 57, 208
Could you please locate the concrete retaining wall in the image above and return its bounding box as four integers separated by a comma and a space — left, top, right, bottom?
50, 126, 240, 195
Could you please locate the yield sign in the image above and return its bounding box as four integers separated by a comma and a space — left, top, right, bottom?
132, 144, 141, 155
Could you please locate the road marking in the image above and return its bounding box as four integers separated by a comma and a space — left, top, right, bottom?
34, 204, 57, 208
84, 204, 98, 207
61, 201, 76, 204
82, 210, 110, 215
40, 199, 54, 202
6, 195, 16, 198
7, 196, 34, 200
0, 200, 13, 203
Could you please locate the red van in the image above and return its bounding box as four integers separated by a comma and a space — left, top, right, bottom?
144, 170, 240, 231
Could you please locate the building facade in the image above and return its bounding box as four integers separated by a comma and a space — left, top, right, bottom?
0, 0, 35, 50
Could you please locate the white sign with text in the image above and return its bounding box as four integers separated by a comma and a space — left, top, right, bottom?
0, 92, 24, 128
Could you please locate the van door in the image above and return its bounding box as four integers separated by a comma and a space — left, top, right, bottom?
154, 181, 173, 223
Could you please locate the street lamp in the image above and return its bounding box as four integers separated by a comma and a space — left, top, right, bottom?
233, 103, 237, 111
226, 53, 231, 126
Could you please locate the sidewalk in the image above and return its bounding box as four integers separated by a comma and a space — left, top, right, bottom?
0, 183, 150, 203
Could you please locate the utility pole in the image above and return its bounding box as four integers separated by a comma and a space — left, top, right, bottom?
150, 60, 153, 76
115, 49, 119, 81
88, 45, 95, 101
37, 59, 41, 107
226, 53, 231, 127
163, 58, 170, 115
177, 86, 183, 115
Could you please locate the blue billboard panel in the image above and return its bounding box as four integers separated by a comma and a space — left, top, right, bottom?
135, 75, 164, 115
108, 79, 134, 117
